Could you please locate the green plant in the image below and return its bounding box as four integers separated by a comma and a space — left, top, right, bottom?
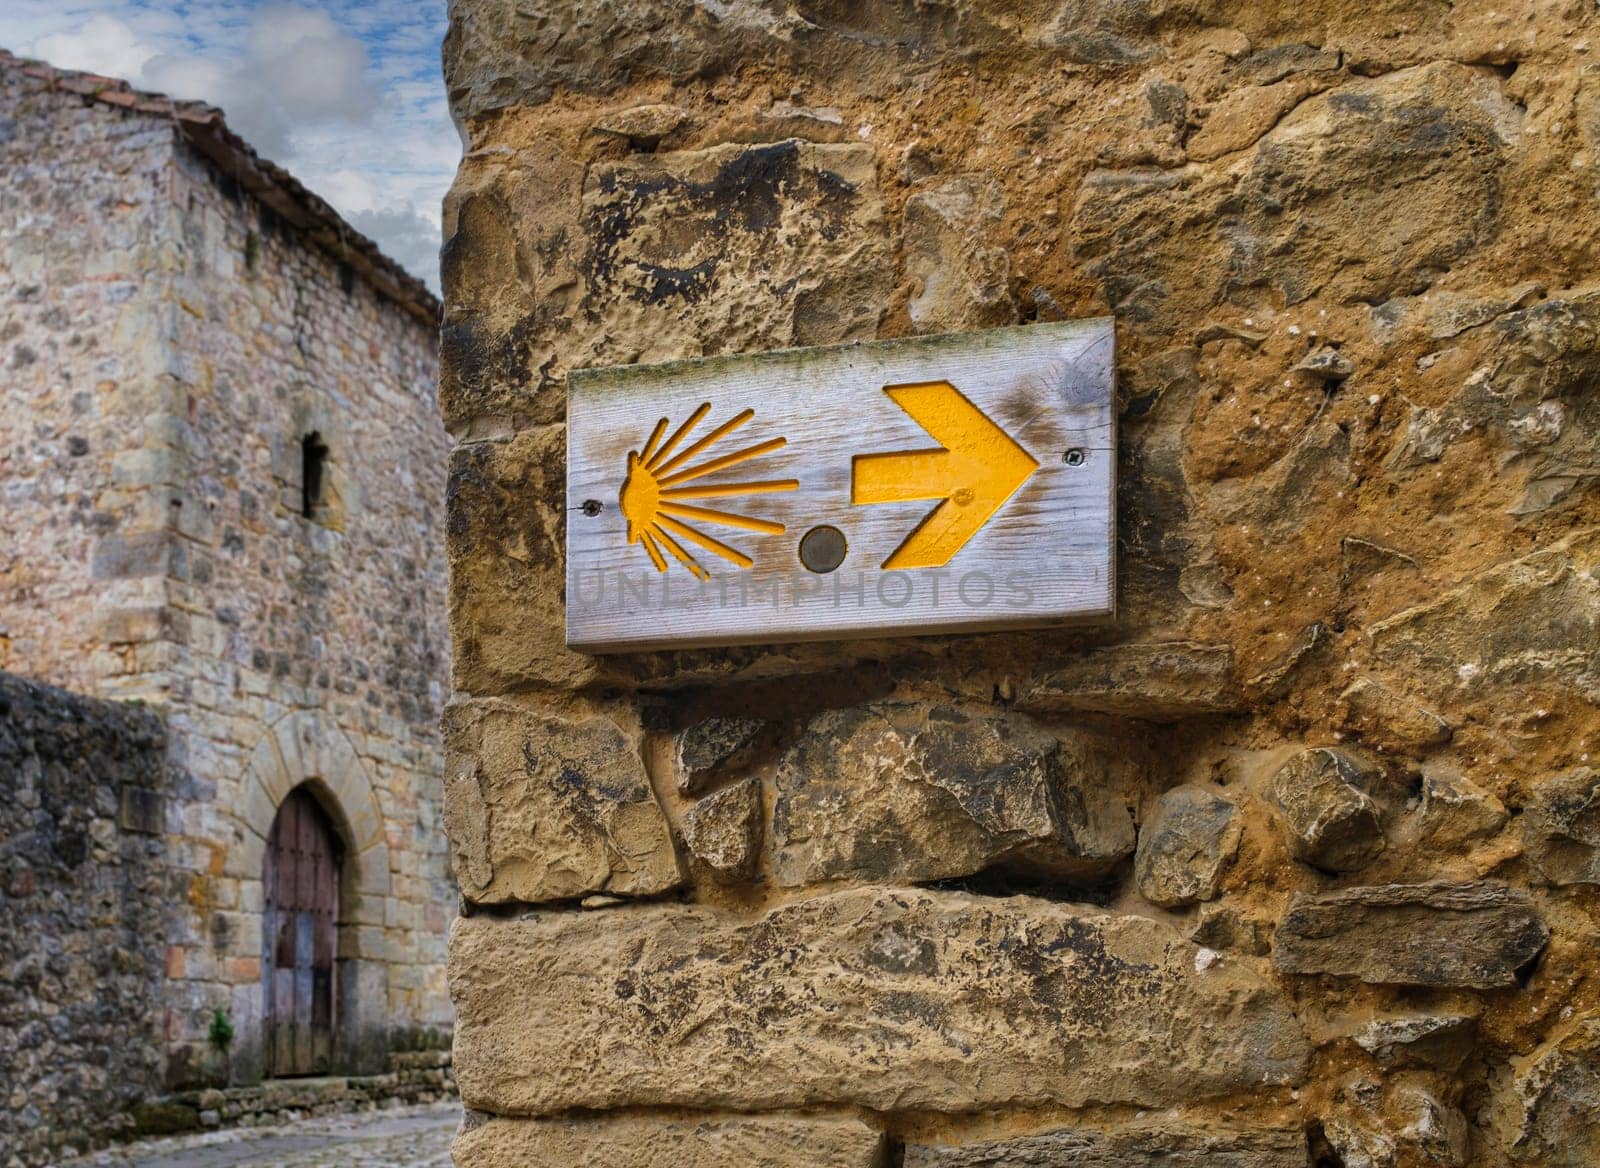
208, 1008, 234, 1050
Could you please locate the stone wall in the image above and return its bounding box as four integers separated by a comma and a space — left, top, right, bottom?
441, 4, 1600, 1166
0, 672, 170, 1166
0, 61, 179, 696
0, 58, 454, 1097
149, 137, 455, 1087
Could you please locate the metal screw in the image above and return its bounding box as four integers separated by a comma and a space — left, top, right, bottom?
1063, 448, 1087, 467
581, 499, 603, 517
798, 525, 848, 574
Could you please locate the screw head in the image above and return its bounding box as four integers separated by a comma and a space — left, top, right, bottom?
1063, 448, 1087, 467
798, 525, 848, 574
581, 499, 603, 517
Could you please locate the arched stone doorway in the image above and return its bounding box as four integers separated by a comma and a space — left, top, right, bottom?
226, 709, 393, 1084
263, 785, 342, 1077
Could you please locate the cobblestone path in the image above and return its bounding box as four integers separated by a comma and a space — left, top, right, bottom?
58, 1103, 457, 1168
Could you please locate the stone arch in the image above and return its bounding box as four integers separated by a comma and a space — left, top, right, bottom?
228, 709, 391, 1081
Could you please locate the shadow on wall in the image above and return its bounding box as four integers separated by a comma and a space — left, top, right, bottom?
0, 670, 170, 1166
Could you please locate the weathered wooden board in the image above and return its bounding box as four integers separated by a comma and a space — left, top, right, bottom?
565, 320, 1115, 652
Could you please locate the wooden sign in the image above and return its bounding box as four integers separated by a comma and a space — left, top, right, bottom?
565, 320, 1115, 652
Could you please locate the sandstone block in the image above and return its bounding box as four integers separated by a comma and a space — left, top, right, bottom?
1017, 642, 1241, 720
1338, 678, 1452, 753
1349, 1013, 1477, 1071
904, 176, 1017, 334
455, 1114, 884, 1168
578, 140, 891, 360
1415, 770, 1507, 849
590, 103, 692, 150
442, 699, 682, 904
904, 1124, 1307, 1166
1266, 748, 1387, 873
1188, 77, 1325, 162
439, 146, 585, 431
1369, 528, 1600, 714
1189, 904, 1274, 956
1035, 0, 1163, 64
446, 425, 596, 692
1133, 785, 1240, 908
1386, 292, 1600, 514
771, 704, 1136, 888
1073, 61, 1514, 332
1071, 166, 1231, 333
451, 886, 1311, 1115
1274, 882, 1548, 988
1325, 1078, 1469, 1168
1522, 768, 1600, 886
443, 1, 1161, 120
680, 777, 762, 883
1227, 42, 1340, 86
675, 716, 767, 795
1231, 61, 1517, 307
1494, 1014, 1600, 1167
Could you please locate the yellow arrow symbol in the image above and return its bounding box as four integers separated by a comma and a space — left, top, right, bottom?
851, 380, 1039, 569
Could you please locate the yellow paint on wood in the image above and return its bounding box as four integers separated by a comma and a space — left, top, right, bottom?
851, 380, 1039, 569
619, 404, 799, 581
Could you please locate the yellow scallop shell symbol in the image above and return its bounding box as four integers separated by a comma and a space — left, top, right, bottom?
619, 403, 799, 580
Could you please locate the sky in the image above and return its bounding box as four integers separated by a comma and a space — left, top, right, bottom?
7, 1, 457, 292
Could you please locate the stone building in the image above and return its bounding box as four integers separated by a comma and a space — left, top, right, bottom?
0, 48, 453, 1134
441, 2, 1600, 1166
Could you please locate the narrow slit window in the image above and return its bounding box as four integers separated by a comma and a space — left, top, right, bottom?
301, 432, 329, 519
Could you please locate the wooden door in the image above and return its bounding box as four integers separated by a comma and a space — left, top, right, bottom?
263, 787, 341, 1077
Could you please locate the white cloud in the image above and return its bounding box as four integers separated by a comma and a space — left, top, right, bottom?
246, 6, 376, 132
31, 13, 156, 80
11, 1, 454, 293
346, 206, 441, 292
139, 5, 378, 160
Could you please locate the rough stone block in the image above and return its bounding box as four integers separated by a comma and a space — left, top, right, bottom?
903, 1124, 1308, 1166
442, 698, 682, 904
1189, 904, 1274, 957
675, 716, 767, 795
1493, 1014, 1600, 1167
1017, 642, 1241, 720
1229, 61, 1517, 308
771, 704, 1136, 888
90, 532, 171, 581
1323, 1077, 1469, 1168
1522, 768, 1600, 886
1073, 61, 1516, 333
904, 176, 1017, 334
441, 0, 1160, 120
451, 886, 1311, 1115
1348, 1013, 1478, 1072
1273, 882, 1548, 988
1266, 748, 1387, 873
1385, 292, 1600, 515
1370, 528, 1600, 715
1416, 770, 1508, 850
680, 777, 762, 883
118, 786, 165, 835
455, 1114, 885, 1167
446, 425, 595, 693
1338, 678, 1452, 752
1133, 785, 1240, 908
439, 142, 586, 430
577, 140, 892, 360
